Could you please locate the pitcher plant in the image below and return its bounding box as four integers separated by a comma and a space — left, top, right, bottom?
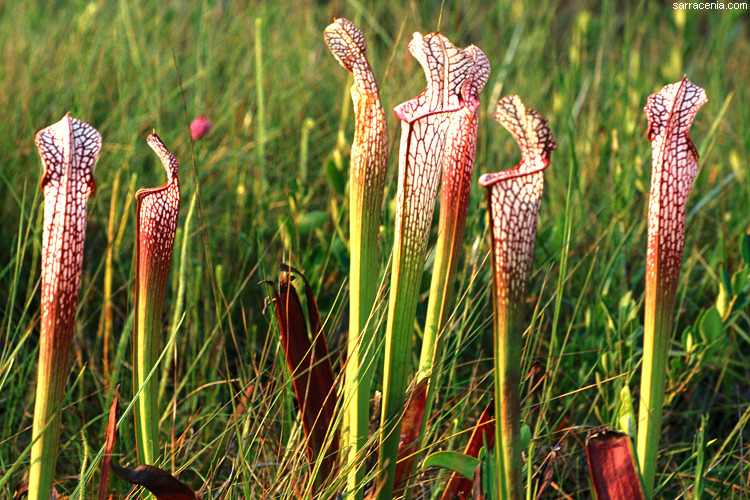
30, 114, 101, 499
636, 77, 707, 498
479, 95, 555, 500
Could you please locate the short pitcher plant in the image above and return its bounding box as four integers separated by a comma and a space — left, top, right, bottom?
133, 133, 180, 465
637, 77, 707, 498
30, 114, 102, 500
479, 95, 555, 500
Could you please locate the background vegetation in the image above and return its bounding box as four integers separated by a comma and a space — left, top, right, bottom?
0, 0, 748, 497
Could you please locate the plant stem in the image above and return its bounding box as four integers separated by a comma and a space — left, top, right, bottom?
493, 301, 523, 499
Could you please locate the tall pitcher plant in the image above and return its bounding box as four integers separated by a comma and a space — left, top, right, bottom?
133, 133, 180, 465
480, 96, 555, 500
324, 19, 388, 499
30, 114, 101, 500
637, 77, 707, 498
417, 42, 490, 418
378, 32, 487, 500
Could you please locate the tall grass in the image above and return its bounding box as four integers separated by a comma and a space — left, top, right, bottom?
0, 1, 748, 498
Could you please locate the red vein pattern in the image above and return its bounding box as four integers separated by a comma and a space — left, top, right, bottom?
392, 33, 484, 264
644, 77, 707, 305
324, 18, 388, 191
479, 95, 556, 309
386, 33, 489, 339
32, 113, 101, 491
137, 133, 180, 268
439, 45, 490, 233
421, 44, 490, 364
133, 133, 180, 461
37, 114, 100, 347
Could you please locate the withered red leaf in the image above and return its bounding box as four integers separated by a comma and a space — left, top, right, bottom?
98, 386, 120, 500
393, 378, 428, 497
111, 464, 199, 500
586, 429, 644, 500
267, 264, 339, 479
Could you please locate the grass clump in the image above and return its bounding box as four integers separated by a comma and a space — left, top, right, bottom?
0, 1, 748, 498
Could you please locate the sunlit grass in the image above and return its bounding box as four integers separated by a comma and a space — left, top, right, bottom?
0, 1, 748, 498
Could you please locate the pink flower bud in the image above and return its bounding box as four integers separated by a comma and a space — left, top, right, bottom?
190, 115, 212, 140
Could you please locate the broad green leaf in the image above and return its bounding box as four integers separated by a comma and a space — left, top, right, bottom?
699, 306, 722, 345
297, 210, 329, 235
520, 423, 531, 450
423, 451, 479, 480
741, 233, 750, 265
716, 270, 729, 318
617, 385, 637, 438
325, 156, 346, 196
441, 401, 494, 500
